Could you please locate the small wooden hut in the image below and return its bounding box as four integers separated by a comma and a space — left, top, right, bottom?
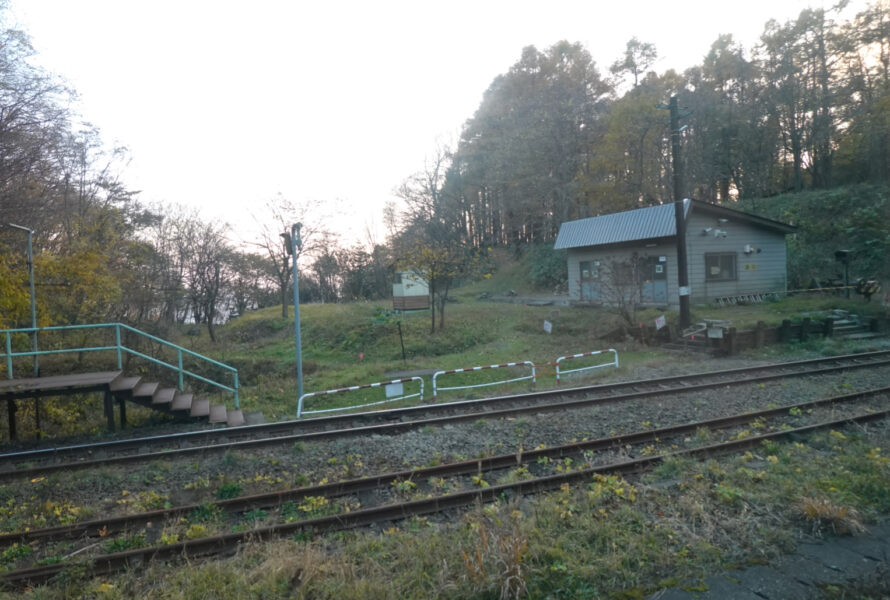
392, 271, 429, 311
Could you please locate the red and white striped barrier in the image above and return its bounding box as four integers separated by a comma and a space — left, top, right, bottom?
432, 361, 536, 398
555, 349, 618, 384
297, 376, 424, 418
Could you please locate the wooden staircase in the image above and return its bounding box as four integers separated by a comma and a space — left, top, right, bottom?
1, 322, 246, 440
109, 373, 245, 426
1, 371, 245, 432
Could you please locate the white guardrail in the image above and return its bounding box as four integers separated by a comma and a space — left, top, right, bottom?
298, 350, 619, 417
432, 361, 536, 398
297, 376, 424, 418
555, 349, 619, 384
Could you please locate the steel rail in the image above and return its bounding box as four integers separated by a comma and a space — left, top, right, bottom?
3, 385, 887, 550
3, 354, 890, 481
3, 406, 889, 588
3, 349, 888, 466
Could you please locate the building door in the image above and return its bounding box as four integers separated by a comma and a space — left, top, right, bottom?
579, 260, 599, 301
641, 256, 668, 304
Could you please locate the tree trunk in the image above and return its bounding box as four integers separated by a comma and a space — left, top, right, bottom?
429, 281, 437, 334
280, 283, 288, 318
437, 282, 451, 331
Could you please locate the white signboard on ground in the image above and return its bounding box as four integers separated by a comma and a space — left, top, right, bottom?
543, 320, 553, 334
655, 315, 666, 330
385, 382, 404, 398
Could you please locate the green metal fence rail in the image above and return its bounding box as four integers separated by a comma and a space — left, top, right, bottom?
1, 323, 239, 408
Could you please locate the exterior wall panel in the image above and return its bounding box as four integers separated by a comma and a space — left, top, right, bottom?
685, 211, 787, 304
561, 202, 791, 307
567, 244, 678, 306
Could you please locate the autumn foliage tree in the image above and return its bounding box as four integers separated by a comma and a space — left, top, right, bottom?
395, 151, 491, 333
399, 234, 484, 333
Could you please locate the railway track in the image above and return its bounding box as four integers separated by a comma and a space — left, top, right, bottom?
2, 349, 890, 480
1, 385, 887, 587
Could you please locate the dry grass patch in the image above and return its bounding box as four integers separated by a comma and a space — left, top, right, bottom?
797, 496, 864, 536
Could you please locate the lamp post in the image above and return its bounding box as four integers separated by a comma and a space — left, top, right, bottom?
8, 223, 38, 439
8, 224, 37, 377
281, 223, 303, 399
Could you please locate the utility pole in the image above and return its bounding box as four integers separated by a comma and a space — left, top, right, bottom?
670, 96, 691, 329
658, 97, 691, 329
282, 223, 304, 399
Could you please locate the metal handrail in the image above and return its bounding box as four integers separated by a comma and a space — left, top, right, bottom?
297, 376, 424, 418
555, 349, 619, 384
1, 323, 239, 408
432, 361, 536, 398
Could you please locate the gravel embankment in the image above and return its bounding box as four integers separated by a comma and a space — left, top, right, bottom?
7, 353, 890, 523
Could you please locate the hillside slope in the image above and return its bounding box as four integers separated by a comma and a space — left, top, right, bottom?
736, 184, 890, 287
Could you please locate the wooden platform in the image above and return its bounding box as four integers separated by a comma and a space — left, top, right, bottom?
0, 371, 123, 401
1, 371, 246, 436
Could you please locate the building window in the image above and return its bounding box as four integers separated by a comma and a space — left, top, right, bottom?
394, 272, 402, 284
580, 261, 599, 280
705, 253, 737, 281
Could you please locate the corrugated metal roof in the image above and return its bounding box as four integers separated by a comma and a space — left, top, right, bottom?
554, 202, 684, 250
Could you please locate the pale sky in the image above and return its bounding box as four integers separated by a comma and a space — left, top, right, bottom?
8, 0, 864, 247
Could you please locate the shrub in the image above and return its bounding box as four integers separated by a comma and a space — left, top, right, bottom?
527, 244, 567, 289
216, 482, 243, 500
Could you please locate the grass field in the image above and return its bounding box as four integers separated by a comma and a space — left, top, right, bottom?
190, 285, 888, 421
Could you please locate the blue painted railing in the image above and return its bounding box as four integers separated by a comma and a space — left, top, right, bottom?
1, 323, 239, 408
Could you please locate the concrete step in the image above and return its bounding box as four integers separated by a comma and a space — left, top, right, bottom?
662, 342, 710, 353
110, 376, 141, 394
843, 332, 881, 340
834, 328, 870, 337
667, 337, 708, 348
831, 319, 859, 326
190, 397, 210, 417
208, 404, 228, 424
152, 387, 176, 406
170, 393, 193, 412
243, 411, 265, 425
226, 409, 246, 427
132, 381, 159, 400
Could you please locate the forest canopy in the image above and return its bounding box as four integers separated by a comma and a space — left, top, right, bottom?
2, 1, 890, 336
